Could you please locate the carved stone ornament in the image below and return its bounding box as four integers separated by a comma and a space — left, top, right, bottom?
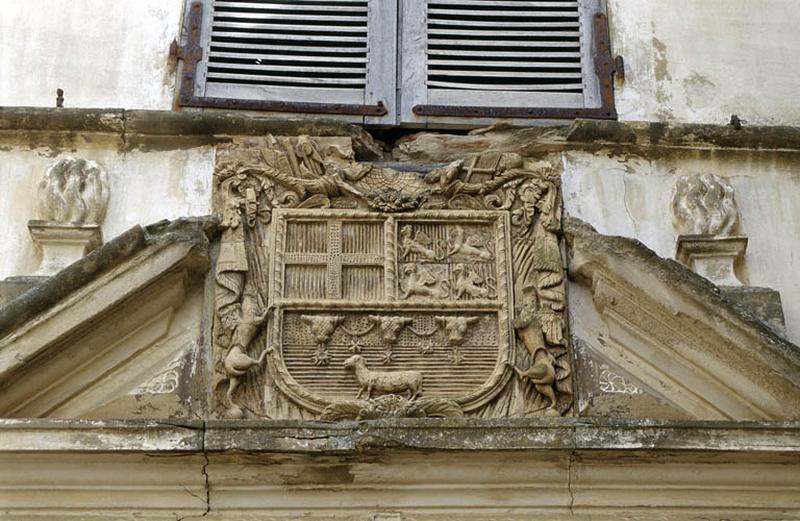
37, 157, 110, 226
28, 157, 111, 276
211, 136, 571, 419
671, 173, 747, 286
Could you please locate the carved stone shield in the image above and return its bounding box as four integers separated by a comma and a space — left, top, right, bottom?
214, 136, 572, 420
267, 209, 514, 414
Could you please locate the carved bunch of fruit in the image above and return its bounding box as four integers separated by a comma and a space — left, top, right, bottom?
369, 316, 413, 364
38, 157, 110, 225
436, 316, 479, 365
301, 314, 344, 366
343, 355, 423, 400
223, 295, 272, 418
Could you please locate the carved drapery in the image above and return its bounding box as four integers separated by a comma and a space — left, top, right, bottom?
211, 136, 571, 419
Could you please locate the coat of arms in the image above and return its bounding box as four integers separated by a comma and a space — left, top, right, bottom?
212, 136, 571, 420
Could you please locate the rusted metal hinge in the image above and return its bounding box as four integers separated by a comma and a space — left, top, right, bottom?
413, 12, 623, 120
171, 1, 387, 117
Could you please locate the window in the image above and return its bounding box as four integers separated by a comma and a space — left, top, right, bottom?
177, 0, 616, 126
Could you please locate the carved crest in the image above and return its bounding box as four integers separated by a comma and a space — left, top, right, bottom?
212, 136, 571, 419
267, 209, 513, 415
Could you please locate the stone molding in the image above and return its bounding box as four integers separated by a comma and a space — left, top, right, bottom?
2, 417, 800, 453
676, 234, 748, 286
566, 218, 800, 420
3, 108, 800, 154
0, 218, 216, 418
28, 221, 102, 276
1, 418, 799, 521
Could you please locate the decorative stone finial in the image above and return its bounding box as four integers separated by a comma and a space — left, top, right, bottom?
28, 158, 110, 276
671, 173, 746, 286
672, 172, 739, 237
36, 157, 110, 225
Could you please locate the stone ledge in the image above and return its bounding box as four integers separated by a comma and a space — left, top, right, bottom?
0, 107, 383, 158
1, 107, 799, 153
2, 417, 799, 454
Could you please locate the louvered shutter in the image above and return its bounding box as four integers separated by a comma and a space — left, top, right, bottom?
191, 0, 396, 123
400, 0, 604, 125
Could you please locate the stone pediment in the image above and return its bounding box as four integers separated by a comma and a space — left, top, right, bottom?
0, 219, 215, 419
566, 218, 800, 420
0, 137, 798, 424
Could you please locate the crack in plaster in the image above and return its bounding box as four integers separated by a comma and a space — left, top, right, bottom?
176, 422, 210, 521
567, 448, 576, 515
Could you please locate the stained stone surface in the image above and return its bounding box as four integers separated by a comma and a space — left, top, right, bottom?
721, 285, 786, 335
0, 276, 47, 308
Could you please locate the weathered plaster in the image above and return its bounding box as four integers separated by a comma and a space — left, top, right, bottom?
2, 1, 799, 126
0, 0, 183, 110
609, 0, 800, 125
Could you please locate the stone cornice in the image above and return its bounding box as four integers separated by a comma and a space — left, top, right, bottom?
1, 107, 800, 155
2, 417, 800, 454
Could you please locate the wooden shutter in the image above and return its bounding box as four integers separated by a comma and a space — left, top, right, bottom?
191, 0, 396, 123
400, 0, 605, 125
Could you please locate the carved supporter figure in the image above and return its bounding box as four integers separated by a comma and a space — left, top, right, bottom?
223, 293, 272, 418
512, 303, 570, 416
37, 157, 110, 225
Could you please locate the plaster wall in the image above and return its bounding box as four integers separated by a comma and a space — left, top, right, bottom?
1, 0, 798, 126
0, 145, 214, 280
562, 149, 800, 345
0, 0, 183, 110
609, 0, 800, 125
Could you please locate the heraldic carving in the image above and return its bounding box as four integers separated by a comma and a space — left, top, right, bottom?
212, 136, 571, 419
